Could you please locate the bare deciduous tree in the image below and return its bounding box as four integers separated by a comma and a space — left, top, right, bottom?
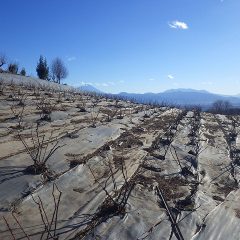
8, 62, 19, 74
0, 53, 7, 68
211, 100, 232, 114
51, 57, 68, 84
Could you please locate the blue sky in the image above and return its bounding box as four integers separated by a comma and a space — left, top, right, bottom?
1, 0, 240, 94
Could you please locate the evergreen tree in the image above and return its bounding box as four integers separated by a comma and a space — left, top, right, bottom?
36, 55, 49, 80
20, 68, 26, 76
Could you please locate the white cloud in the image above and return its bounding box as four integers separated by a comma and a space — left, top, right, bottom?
67, 56, 76, 62
94, 82, 110, 87
201, 81, 213, 85
167, 74, 174, 80
148, 78, 155, 81
168, 21, 188, 30
80, 81, 93, 85
107, 81, 115, 86
82, 81, 122, 88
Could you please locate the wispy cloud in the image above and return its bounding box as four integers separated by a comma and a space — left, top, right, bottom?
107, 81, 115, 86
168, 21, 188, 30
148, 78, 155, 81
167, 74, 174, 80
67, 56, 76, 62
94, 82, 111, 87
201, 81, 213, 85
80, 81, 93, 85
82, 81, 123, 88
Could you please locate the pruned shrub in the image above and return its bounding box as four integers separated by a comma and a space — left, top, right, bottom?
36, 98, 56, 122
18, 124, 64, 175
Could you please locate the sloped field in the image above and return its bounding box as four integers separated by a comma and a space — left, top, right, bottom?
0, 74, 240, 240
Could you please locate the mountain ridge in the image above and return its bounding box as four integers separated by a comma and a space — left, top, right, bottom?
76, 85, 240, 107
117, 88, 240, 107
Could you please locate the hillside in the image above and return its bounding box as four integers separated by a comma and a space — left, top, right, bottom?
0, 73, 240, 240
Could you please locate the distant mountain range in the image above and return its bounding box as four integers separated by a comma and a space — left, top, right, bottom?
78, 86, 240, 108
118, 89, 240, 107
